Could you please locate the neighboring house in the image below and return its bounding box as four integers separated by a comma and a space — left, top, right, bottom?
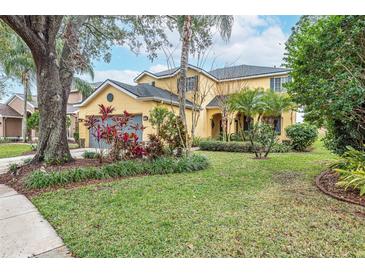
0, 90, 82, 140
76, 64, 296, 148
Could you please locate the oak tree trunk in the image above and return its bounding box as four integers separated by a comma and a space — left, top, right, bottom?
33, 50, 71, 163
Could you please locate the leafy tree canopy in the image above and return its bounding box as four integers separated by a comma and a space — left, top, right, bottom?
284, 15, 365, 153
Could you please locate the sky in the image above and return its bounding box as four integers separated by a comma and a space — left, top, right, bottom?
1, 15, 300, 102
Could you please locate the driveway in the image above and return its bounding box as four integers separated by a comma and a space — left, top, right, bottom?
0, 148, 96, 174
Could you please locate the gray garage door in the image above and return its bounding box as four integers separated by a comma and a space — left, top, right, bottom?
89, 115, 143, 148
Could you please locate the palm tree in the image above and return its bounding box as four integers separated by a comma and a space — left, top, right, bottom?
229, 88, 266, 157
168, 15, 234, 149
0, 23, 35, 142
229, 89, 295, 158
260, 91, 296, 157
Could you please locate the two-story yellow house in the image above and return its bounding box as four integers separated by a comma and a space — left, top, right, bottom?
76, 64, 295, 148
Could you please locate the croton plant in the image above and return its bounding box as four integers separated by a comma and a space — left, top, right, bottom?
84, 104, 147, 162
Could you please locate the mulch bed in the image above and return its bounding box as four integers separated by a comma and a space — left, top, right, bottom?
0, 158, 118, 198
316, 170, 365, 207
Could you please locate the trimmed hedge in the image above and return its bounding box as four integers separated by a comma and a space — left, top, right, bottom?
199, 140, 293, 153
25, 155, 209, 189
199, 141, 254, 152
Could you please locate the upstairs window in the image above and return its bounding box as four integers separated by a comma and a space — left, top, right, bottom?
270, 76, 292, 92
177, 76, 198, 92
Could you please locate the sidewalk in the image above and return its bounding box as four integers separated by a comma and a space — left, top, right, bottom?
0, 184, 71, 257
0, 148, 96, 258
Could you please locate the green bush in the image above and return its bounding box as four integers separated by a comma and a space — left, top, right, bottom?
271, 142, 292, 153
199, 140, 254, 152
73, 132, 80, 143
9, 163, 18, 174
82, 151, 100, 159
192, 136, 202, 147
333, 146, 365, 195
25, 154, 209, 189
285, 123, 318, 151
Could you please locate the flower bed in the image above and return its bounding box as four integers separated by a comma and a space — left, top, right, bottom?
25, 154, 209, 189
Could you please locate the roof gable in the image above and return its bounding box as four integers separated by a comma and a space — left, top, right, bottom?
0, 103, 22, 117
76, 79, 195, 108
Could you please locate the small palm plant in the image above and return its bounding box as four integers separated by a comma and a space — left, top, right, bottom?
333, 146, 365, 196
229, 88, 295, 158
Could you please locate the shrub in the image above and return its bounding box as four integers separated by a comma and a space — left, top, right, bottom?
73, 132, 80, 143
333, 146, 365, 195
199, 140, 253, 152
9, 163, 18, 174
192, 136, 202, 147
285, 123, 318, 151
145, 134, 165, 159
271, 142, 292, 153
25, 154, 209, 189
159, 112, 187, 154
84, 105, 146, 162
82, 151, 100, 159
31, 143, 37, 151
0, 137, 10, 144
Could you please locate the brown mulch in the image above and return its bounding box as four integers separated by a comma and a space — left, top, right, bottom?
316, 170, 365, 207
0, 158, 118, 198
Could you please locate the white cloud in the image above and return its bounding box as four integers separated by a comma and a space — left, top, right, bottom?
148, 64, 168, 73
86, 69, 141, 85
209, 16, 288, 68
114, 16, 289, 71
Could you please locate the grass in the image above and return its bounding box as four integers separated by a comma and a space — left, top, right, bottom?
0, 143, 32, 159
32, 141, 365, 257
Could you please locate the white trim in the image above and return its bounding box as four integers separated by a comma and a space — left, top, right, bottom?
218, 71, 291, 82
134, 65, 219, 83
75, 80, 138, 107
6, 94, 36, 109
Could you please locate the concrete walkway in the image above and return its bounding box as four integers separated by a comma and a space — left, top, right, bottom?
0, 184, 71, 257
0, 148, 96, 174
0, 148, 97, 258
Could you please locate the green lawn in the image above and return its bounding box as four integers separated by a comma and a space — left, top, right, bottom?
0, 143, 32, 158
32, 142, 365, 257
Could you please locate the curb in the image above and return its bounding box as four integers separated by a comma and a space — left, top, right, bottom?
315, 170, 364, 207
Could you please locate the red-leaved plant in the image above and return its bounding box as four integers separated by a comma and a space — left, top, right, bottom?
84, 104, 147, 162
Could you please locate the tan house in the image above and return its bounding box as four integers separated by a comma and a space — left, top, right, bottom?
0, 89, 82, 140
76, 64, 296, 148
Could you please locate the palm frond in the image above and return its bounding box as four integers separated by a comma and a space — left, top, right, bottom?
73, 77, 94, 98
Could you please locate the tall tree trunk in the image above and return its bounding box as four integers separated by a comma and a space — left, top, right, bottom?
0, 16, 88, 164
178, 15, 192, 147
33, 50, 71, 163
22, 71, 30, 143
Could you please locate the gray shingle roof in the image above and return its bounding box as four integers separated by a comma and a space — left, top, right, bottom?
206, 95, 228, 108
138, 64, 291, 82
109, 80, 195, 108
209, 64, 291, 80
0, 103, 22, 117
